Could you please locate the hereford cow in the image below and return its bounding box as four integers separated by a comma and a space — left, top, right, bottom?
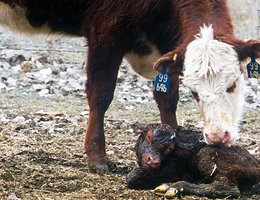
0, 0, 260, 172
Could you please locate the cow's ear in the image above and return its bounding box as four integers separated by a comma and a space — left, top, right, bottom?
153, 50, 183, 75
233, 39, 260, 61
153, 50, 178, 71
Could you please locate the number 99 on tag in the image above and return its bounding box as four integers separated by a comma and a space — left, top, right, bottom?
154, 67, 171, 93
158, 74, 168, 83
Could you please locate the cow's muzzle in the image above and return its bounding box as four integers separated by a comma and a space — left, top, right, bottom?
204, 131, 231, 147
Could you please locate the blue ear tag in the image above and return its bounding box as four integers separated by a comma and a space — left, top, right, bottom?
247, 56, 260, 78
154, 66, 171, 93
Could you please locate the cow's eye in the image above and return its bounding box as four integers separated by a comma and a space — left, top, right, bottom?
191, 91, 200, 102
226, 82, 236, 93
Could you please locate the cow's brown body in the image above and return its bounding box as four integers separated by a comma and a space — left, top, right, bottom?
1, 0, 260, 171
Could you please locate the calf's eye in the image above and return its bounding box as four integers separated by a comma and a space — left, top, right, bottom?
164, 143, 175, 155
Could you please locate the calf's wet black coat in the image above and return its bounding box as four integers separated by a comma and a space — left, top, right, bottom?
127, 124, 260, 198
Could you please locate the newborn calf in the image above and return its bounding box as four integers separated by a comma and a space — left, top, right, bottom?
126, 123, 260, 198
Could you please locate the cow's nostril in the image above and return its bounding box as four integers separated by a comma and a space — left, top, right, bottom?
222, 131, 230, 144
204, 133, 213, 144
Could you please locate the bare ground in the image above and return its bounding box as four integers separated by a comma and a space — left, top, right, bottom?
1, 88, 259, 200
0, 52, 259, 200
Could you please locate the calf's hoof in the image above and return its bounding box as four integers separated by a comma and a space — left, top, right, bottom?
154, 184, 179, 198
154, 184, 170, 196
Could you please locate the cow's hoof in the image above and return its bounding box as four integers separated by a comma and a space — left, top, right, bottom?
89, 163, 109, 174
87, 156, 109, 174
87, 152, 109, 173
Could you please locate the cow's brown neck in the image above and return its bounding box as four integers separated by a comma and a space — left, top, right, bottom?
171, 0, 235, 59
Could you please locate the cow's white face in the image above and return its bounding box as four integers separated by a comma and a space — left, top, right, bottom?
183, 26, 244, 147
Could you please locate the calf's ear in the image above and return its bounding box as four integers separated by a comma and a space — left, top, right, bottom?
174, 140, 194, 159
133, 123, 149, 134
175, 146, 193, 159
233, 39, 260, 61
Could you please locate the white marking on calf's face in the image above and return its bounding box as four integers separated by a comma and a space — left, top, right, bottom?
0, 3, 51, 34
183, 26, 244, 145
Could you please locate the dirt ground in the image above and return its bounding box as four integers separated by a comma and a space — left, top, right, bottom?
1, 67, 259, 200
0, 1, 260, 200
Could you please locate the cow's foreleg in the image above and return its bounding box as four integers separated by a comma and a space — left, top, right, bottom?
153, 74, 179, 127
84, 44, 123, 172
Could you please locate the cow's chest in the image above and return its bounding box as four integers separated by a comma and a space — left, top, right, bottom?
125, 39, 160, 80
0, 3, 52, 34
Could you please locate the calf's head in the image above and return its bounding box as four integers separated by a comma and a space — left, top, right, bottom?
134, 123, 177, 170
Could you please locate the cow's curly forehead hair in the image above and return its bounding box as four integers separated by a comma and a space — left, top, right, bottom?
184, 25, 240, 81
183, 25, 243, 98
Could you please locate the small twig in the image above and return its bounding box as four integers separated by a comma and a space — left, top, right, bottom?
210, 164, 217, 176
224, 195, 232, 199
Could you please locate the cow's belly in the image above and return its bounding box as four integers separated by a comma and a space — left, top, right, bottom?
0, 2, 51, 34
125, 42, 160, 80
